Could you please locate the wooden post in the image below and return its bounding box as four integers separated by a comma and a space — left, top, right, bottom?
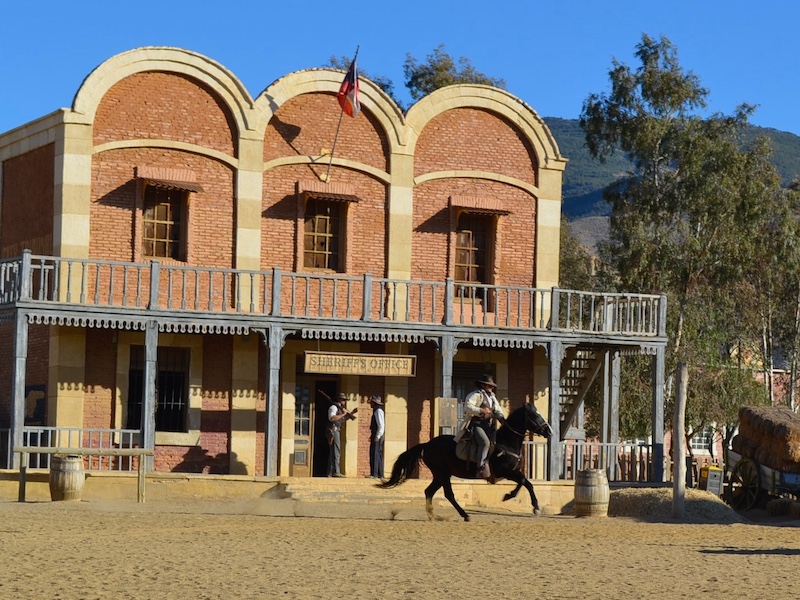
651, 346, 666, 482
265, 325, 284, 476
672, 362, 687, 518
18, 452, 28, 502
137, 456, 146, 503
547, 340, 564, 481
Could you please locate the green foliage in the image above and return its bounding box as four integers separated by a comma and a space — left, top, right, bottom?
558, 216, 598, 291
403, 44, 506, 102
580, 33, 789, 437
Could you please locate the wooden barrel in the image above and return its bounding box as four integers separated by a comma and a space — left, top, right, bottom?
574, 469, 609, 517
49, 455, 85, 501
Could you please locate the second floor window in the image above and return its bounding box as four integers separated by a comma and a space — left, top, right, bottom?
304, 197, 343, 271
455, 213, 491, 295
142, 186, 186, 260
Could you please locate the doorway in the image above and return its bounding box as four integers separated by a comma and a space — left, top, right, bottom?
293, 378, 338, 477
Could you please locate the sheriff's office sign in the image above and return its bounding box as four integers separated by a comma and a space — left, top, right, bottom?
304, 351, 416, 377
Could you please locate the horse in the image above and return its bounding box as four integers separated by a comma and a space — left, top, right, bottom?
377, 402, 553, 521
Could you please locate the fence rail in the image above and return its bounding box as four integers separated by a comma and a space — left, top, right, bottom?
522, 440, 658, 483
13, 427, 142, 472
0, 253, 666, 336
4, 427, 682, 487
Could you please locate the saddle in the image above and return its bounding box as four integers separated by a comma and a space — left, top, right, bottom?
455, 432, 494, 472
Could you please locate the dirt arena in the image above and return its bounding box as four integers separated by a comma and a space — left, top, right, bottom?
1, 490, 799, 600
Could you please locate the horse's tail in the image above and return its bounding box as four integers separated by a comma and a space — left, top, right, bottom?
376, 443, 426, 489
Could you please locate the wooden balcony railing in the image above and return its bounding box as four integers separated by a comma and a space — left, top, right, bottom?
0, 252, 666, 336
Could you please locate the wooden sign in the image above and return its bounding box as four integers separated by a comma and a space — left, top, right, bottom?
304, 351, 416, 377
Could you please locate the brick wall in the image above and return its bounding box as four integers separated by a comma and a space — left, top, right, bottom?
414, 107, 537, 183
412, 178, 536, 287
83, 328, 116, 429
93, 72, 236, 156
353, 341, 388, 477
0, 323, 50, 429
0, 323, 12, 428
90, 148, 235, 267
1, 144, 55, 257
264, 93, 389, 171
199, 334, 232, 471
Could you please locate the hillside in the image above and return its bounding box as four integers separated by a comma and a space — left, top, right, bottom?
544, 117, 800, 220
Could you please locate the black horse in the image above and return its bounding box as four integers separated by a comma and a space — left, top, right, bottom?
378, 403, 553, 521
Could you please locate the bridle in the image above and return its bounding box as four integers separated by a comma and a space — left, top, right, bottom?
502, 407, 550, 439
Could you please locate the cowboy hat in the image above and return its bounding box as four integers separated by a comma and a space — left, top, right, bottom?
475, 374, 497, 388
333, 392, 347, 402
369, 395, 384, 406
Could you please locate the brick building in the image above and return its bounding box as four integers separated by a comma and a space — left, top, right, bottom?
0, 47, 667, 481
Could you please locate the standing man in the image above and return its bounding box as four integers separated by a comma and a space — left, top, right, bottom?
369, 395, 385, 479
327, 392, 356, 477
455, 375, 506, 479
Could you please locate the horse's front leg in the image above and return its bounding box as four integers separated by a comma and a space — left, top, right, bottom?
504, 471, 541, 515
502, 480, 524, 502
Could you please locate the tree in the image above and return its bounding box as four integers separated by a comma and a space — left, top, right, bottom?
580, 34, 782, 439
559, 216, 599, 291
403, 45, 506, 102
328, 46, 505, 111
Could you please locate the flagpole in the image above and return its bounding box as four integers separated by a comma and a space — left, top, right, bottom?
323, 46, 359, 183
324, 111, 346, 183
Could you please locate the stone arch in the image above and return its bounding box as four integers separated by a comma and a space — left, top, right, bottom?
254, 69, 407, 149
70, 47, 256, 135
404, 85, 565, 172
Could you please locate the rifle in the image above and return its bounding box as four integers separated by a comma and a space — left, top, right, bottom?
318, 389, 358, 420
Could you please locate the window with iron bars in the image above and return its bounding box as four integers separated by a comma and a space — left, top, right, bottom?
126, 346, 190, 433
303, 197, 343, 271
142, 185, 187, 260
454, 213, 491, 298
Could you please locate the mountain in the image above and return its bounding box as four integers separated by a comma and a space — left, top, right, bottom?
543, 117, 800, 220
543, 117, 800, 254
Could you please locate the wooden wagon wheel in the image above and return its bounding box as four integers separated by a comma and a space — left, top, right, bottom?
727, 456, 760, 510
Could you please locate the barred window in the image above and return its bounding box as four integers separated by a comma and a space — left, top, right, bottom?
142, 186, 186, 260
304, 197, 343, 271
455, 213, 488, 285
126, 346, 190, 433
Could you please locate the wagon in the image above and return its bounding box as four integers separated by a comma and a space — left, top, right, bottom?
725, 449, 800, 510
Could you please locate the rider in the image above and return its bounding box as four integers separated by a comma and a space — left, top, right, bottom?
456, 374, 506, 480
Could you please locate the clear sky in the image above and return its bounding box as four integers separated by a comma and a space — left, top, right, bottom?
1, 1, 798, 136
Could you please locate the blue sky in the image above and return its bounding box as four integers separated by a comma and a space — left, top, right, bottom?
2, 1, 798, 136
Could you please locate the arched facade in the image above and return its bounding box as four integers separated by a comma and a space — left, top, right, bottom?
0, 47, 666, 487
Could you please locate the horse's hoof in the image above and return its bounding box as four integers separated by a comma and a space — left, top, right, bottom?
502, 493, 512, 502
533, 508, 541, 516
464, 515, 470, 522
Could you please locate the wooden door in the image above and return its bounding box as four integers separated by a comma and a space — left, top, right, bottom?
294, 379, 338, 477
292, 383, 313, 477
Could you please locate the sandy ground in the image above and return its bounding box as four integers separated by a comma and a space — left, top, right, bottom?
1, 493, 800, 600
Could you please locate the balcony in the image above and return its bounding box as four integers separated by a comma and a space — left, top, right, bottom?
0, 252, 666, 339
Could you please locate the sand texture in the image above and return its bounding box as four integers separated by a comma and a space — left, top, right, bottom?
1, 489, 800, 600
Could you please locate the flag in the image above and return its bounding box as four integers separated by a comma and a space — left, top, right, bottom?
337, 60, 360, 118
